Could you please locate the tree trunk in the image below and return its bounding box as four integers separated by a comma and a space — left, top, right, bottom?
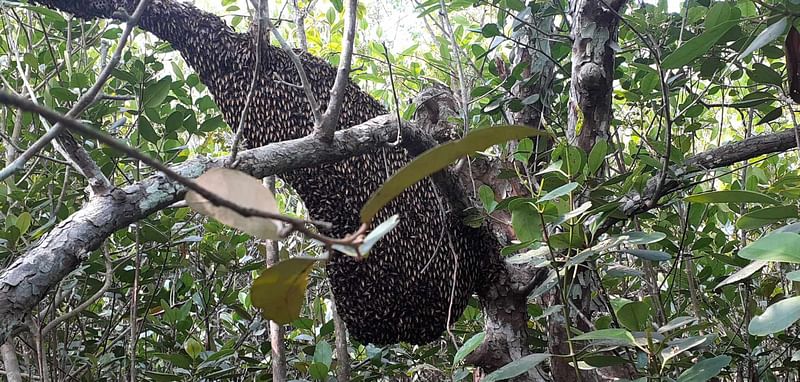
548, 0, 631, 380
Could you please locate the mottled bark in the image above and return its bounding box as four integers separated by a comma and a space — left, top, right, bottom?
567, 0, 626, 149
0, 115, 410, 344
553, 0, 630, 380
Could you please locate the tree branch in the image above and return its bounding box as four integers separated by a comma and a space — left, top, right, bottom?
315, 0, 358, 143
592, 128, 799, 239
0, 112, 416, 344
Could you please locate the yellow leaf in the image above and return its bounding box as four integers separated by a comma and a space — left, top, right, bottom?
250, 257, 320, 324
185, 168, 282, 240
359, 126, 550, 224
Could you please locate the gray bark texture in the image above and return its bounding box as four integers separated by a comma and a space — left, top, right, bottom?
0, 115, 405, 344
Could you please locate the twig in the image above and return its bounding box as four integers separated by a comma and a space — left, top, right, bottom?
438, 0, 470, 136
265, 18, 323, 123
0, 0, 151, 188
291, 0, 309, 56
315, 0, 358, 143
381, 42, 403, 146
228, 0, 266, 166
330, 294, 351, 381
0, 91, 363, 249
41, 245, 114, 336
262, 178, 288, 382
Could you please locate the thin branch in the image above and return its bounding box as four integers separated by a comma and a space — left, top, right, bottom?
0, 111, 416, 344
41, 245, 114, 336
291, 0, 309, 54
0, 0, 151, 189
265, 18, 323, 123
0, 91, 360, 247
438, 0, 470, 136
228, 0, 266, 166
315, 0, 358, 142
381, 42, 403, 146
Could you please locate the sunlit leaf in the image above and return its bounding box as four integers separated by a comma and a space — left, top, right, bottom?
360, 126, 550, 224
537, 182, 578, 203
482, 353, 550, 382
661, 335, 714, 368
749, 296, 800, 336
571, 329, 637, 347
184, 338, 203, 360
186, 168, 282, 240
715, 261, 768, 290
331, 215, 400, 258
738, 232, 800, 263
662, 20, 738, 69
454, 332, 485, 365
736, 206, 798, 230
739, 16, 788, 60
251, 257, 321, 324
657, 316, 698, 334
684, 190, 780, 205
676, 355, 731, 382
620, 231, 666, 245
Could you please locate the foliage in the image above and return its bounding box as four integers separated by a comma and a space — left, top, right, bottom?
4, 0, 800, 380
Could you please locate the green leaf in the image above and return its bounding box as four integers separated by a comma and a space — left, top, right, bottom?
587, 140, 607, 174
738, 232, 800, 263
749, 296, 800, 335
736, 206, 798, 230
661, 335, 713, 368
309, 362, 329, 380
757, 107, 783, 125
471, 85, 493, 98
454, 332, 485, 365
511, 201, 542, 243
616, 301, 650, 331
739, 16, 788, 60
662, 20, 738, 69
482, 353, 550, 382
184, 338, 203, 360
138, 118, 159, 143
479, 185, 498, 212
684, 190, 780, 205
515, 138, 533, 164
704, 2, 731, 29
677, 355, 731, 382
787, 270, 800, 281
617, 249, 672, 262
620, 231, 666, 245
360, 126, 550, 224
715, 261, 768, 290
747, 63, 782, 85
15, 212, 32, 235
331, 215, 400, 258
142, 76, 172, 108
537, 182, 579, 203
481, 23, 502, 37
313, 340, 333, 367
571, 328, 637, 347
250, 257, 321, 324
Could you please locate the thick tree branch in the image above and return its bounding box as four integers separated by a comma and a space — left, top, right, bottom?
629, 129, 797, 216
0, 113, 424, 344
589, 128, 800, 240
